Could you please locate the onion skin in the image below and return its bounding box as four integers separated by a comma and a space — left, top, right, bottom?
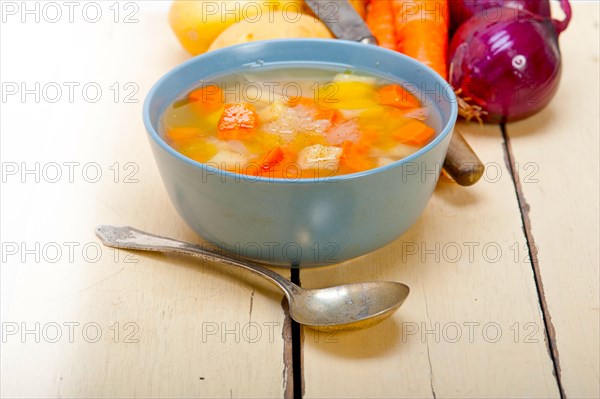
449, 8, 563, 123
450, 0, 551, 32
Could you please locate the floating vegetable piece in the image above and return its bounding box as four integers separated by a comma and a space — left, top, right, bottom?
261, 146, 286, 171
218, 103, 257, 131
257, 100, 286, 123
378, 84, 421, 109
208, 150, 248, 171
178, 139, 218, 163
166, 127, 203, 141
333, 73, 377, 85
325, 119, 360, 145
297, 144, 342, 170
393, 120, 435, 146
314, 108, 342, 124
340, 141, 376, 172
318, 81, 378, 109
188, 85, 223, 114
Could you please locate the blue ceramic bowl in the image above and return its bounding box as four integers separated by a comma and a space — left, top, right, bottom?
143, 39, 457, 267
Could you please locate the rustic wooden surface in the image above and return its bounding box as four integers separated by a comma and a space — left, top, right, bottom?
1, 1, 598, 398
502, 3, 600, 397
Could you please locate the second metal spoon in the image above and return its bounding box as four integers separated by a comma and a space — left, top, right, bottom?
96, 225, 410, 330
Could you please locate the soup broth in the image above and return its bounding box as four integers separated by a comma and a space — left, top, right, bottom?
160, 66, 440, 179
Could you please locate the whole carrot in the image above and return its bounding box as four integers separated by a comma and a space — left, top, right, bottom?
392, 0, 449, 79
365, 0, 397, 50
349, 0, 368, 19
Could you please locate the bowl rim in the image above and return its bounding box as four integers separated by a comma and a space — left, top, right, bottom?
143, 39, 458, 184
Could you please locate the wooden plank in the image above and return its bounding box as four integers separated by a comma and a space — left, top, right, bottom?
504, 2, 600, 398
0, 3, 287, 398
301, 122, 560, 398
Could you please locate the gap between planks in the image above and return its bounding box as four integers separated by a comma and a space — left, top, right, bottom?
501, 123, 566, 399
283, 268, 304, 399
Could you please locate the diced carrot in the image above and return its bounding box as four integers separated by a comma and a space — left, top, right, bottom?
218, 103, 257, 133
405, 126, 435, 146
261, 146, 285, 171
393, 120, 425, 140
378, 84, 421, 109
341, 153, 375, 173
280, 146, 298, 161
358, 129, 379, 148
393, 120, 435, 146
340, 140, 369, 156
217, 129, 255, 141
240, 162, 261, 177
188, 85, 222, 114
314, 108, 342, 123
165, 126, 202, 141
340, 141, 375, 172
287, 96, 315, 108
340, 141, 353, 159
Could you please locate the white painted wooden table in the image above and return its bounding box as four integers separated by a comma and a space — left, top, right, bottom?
1, 1, 598, 398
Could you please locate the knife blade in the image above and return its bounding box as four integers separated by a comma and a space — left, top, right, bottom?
304, 0, 377, 44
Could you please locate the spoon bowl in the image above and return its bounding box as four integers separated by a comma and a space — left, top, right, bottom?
96, 225, 410, 330
290, 282, 409, 330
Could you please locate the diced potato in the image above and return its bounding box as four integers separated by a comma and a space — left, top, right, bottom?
318, 81, 378, 110
222, 140, 249, 155
377, 157, 396, 167
297, 144, 342, 170
264, 107, 332, 138
287, 132, 328, 154
257, 100, 286, 123
325, 119, 360, 145
208, 150, 248, 171
244, 87, 286, 110
178, 139, 218, 163
333, 73, 377, 85
371, 144, 419, 159
402, 107, 429, 121
338, 109, 362, 120
204, 108, 223, 128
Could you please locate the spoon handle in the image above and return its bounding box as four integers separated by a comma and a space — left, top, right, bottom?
95, 225, 299, 298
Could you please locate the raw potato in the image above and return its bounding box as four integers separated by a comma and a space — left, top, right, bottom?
169, 0, 306, 56
208, 11, 334, 52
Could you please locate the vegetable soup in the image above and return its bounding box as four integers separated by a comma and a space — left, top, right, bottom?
160, 66, 440, 179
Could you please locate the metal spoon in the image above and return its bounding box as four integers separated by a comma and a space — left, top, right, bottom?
96, 225, 409, 330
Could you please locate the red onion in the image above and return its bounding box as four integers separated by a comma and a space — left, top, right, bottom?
450, 0, 552, 32
449, 1, 572, 123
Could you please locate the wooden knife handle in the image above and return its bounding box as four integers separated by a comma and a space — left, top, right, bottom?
442, 130, 484, 186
